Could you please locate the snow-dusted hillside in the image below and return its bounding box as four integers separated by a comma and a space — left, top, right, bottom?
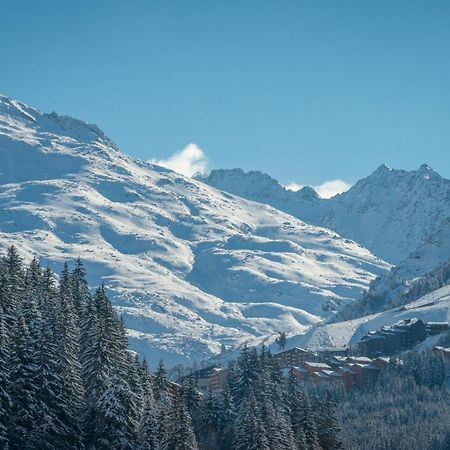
287, 284, 450, 351
204, 165, 450, 265
0, 94, 390, 367
337, 217, 450, 319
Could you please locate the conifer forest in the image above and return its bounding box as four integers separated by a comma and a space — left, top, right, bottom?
0, 246, 449, 449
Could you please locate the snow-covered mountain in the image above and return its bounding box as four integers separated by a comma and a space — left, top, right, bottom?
287, 284, 450, 352
336, 217, 450, 320
203, 165, 450, 265
0, 95, 389, 367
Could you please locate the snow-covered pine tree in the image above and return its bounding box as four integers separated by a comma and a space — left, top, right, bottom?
81, 284, 138, 448
0, 246, 23, 330
138, 359, 160, 450
181, 375, 202, 434
197, 391, 221, 450
71, 257, 91, 319
297, 390, 319, 450
0, 305, 11, 449
257, 349, 296, 450
231, 345, 260, 405
154, 360, 171, 403
153, 360, 174, 447
232, 390, 269, 450
217, 385, 236, 449
286, 371, 307, 448
163, 389, 198, 450
316, 393, 343, 450
32, 305, 71, 449
53, 263, 84, 448
8, 315, 38, 449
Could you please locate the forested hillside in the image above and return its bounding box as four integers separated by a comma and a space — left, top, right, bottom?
335, 259, 450, 322
0, 245, 194, 449
1, 246, 449, 449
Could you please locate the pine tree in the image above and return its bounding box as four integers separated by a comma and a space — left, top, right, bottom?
0, 305, 11, 449
232, 390, 269, 450
1, 246, 23, 330
81, 285, 138, 448
258, 349, 296, 450
8, 315, 38, 450
163, 390, 198, 450
138, 359, 160, 450
32, 309, 69, 449
275, 331, 287, 351
286, 372, 307, 449
181, 376, 201, 430
140, 395, 160, 450
53, 264, 84, 448
316, 393, 343, 450
154, 360, 171, 403
71, 257, 90, 319
298, 391, 319, 450
198, 391, 221, 450
231, 345, 260, 405
217, 385, 236, 449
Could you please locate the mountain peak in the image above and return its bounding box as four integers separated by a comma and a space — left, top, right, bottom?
417, 163, 440, 179
0, 93, 118, 151
297, 186, 320, 200
377, 163, 392, 172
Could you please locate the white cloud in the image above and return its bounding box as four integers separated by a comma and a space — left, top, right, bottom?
314, 179, 351, 198
284, 179, 352, 198
284, 182, 303, 192
150, 143, 208, 177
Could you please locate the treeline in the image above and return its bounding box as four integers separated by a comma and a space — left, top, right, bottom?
336, 259, 450, 321
0, 246, 197, 450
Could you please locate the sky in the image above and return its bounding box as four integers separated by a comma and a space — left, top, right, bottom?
1, 1, 449, 197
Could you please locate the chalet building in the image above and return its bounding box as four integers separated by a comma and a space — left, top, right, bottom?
185, 365, 229, 395
426, 322, 449, 336
357, 318, 427, 357
371, 356, 390, 370
291, 361, 331, 379
346, 356, 373, 364
337, 366, 356, 390
327, 355, 349, 368
291, 366, 309, 379
272, 347, 317, 369
310, 370, 344, 386
432, 346, 450, 375
302, 361, 332, 374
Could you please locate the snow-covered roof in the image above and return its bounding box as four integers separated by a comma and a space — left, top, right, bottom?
303, 361, 331, 369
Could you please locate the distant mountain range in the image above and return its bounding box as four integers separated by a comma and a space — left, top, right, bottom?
202, 164, 450, 265
0, 94, 389, 367
203, 165, 450, 327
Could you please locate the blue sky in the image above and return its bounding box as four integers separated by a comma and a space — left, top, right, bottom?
1, 0, 449, 194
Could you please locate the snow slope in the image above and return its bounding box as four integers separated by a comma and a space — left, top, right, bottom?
203, 165, 450, 265
287, 285, 450, 351
0, 94, 389, 367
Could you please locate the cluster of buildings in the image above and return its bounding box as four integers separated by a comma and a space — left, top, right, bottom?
184, 318, 450, 395
188, 348, 390, 394
288, 354, 389, 390
270, 346, 390, 390
356, 318, 448, 357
